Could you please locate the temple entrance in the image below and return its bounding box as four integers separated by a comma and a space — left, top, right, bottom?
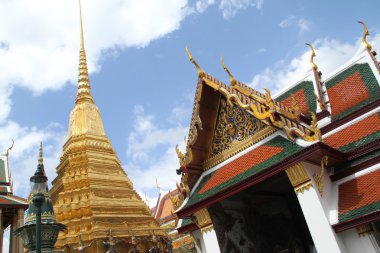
208, 171, 314, 253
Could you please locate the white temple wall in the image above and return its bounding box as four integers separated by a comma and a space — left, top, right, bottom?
339, 228, 380, 253
192, 228, 220, 253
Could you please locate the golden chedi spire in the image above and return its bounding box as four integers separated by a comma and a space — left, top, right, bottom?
50, 1, 164, 251
67, 0, 105, 138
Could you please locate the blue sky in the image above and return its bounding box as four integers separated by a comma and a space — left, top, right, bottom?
0, 0, 379, 216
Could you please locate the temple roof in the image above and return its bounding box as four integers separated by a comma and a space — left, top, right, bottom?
325, 63, 380, 121
338, 169, 380, 223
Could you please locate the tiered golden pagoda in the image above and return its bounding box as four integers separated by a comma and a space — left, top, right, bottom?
49, 2, 165, 252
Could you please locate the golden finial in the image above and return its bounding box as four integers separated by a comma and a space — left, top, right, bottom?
306, 43, 318, 70
186, 47, 205, 78
38, 142, 43, 165
220, 56, 237, 86
155, 178, 161, 192
79, 0, 85, 49
358, 21, 372, 50
76, 0, 94, 104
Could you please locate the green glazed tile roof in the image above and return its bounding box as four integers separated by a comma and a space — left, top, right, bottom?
339, 201, 380, 223
184, 136, 304, 209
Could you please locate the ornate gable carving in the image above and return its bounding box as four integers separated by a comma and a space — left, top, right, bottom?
204, 98, 275, 169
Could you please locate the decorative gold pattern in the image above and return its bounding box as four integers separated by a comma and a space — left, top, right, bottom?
358, 21, 372, 51
313, 155, 328, 196
356, 223, 373, 237
200, 224, 214, 234
285, 163, 312, 194
193, 208, 212, 228
209, 97, 269, 158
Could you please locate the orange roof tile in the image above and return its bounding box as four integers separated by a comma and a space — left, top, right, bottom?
324, 113, 380, 150
199, 145, 284, 194
280, 88, 309, 115
339, 169, 380, 215
328, 71, 370, 117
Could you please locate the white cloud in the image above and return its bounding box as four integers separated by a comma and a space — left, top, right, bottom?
195, 0, 216, 13
279, 15, 310, 33
279, 15, 295, 28
125, 105, 188, 200
257, 47, 267, 53
127, 105, 188, 160
297, 18, 310, 32
250, 33, 380, 94
219, 0, 263, 19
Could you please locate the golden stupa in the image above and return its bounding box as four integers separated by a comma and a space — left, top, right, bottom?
49, 2, 165, 252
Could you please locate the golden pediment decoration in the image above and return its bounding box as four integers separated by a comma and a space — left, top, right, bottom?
204, 97, 275, 169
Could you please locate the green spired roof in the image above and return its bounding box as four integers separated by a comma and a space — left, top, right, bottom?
184, 135, 304, 209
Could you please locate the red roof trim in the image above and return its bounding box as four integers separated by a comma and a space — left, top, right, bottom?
333, 210, 380, 233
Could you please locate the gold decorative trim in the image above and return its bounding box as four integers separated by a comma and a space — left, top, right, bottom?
306, 43, 318, 70
200, 73, 321, 142
313, 155, 328, 196
358, 21, 372, 51
285, 163, 312, 194
204, 126, 276, 170
221, 56, 237, 86
194, 208, 212, 228
201, 224, 214, 234
356, 223, 373, 237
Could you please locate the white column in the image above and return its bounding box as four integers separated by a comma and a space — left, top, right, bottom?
192, 227, 220, 253
16, 209, 24, 253
286, 162, 346, 253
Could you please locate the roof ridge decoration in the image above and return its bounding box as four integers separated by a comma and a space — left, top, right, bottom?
184, 48, 321, 143
358, 21, 380, 74
306, 43, 328, 111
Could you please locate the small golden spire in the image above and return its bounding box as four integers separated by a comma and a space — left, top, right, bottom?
306, 43, 318, 70
38, 142, 43, 165
220, 56, 237, 86
186, 47, 205, 78
76, 0, 94, 104
79, 0, 85, 49
358, 21, 372, 50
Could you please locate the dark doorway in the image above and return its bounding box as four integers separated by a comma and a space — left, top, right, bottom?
208, 171, 314, 253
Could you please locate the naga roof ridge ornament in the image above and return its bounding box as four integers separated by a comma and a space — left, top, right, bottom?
358, 20, 380, 74
306, 43, 327, 111
186, 47, 205, 78
220, 56, 237, 86
358, 20, 372, 51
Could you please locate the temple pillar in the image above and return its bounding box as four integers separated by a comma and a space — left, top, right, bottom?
9, 212, 17, 253
191, 226, 220, 253
286, 162, 346, 253
17, 208, 24, 253
0, 209, 3, 253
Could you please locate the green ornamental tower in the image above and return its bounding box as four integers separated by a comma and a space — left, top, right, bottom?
15, 143, 66, 252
